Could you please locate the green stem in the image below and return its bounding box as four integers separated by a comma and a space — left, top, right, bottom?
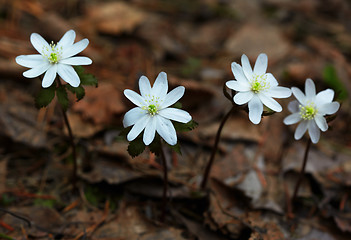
159, 142, 168, 222
292, 139, 312, 202
201, 106, 235, 189
56, 78, 77, 190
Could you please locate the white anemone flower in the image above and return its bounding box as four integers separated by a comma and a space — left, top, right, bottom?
283, 78, 340, 144
226, 53, 292, 124
16, 29, 92, 88
123, 72, 192, 146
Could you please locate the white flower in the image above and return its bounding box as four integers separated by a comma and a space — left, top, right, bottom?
123, 72, 192, 146
226, 53, 292, 124
283, 78, 340, 144
16, 30, 92, 88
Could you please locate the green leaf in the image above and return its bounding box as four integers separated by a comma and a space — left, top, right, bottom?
34, 85, 56, 109
127, 137, 146, 158
66, 85, 85, 101
169, 142, 181, 155
149, 134, 161, 156
172, 102, 182, 109
56, 85, 69, 111
323, 64, 348, 100
74, 66, 98, 87
173, 120, 198, 132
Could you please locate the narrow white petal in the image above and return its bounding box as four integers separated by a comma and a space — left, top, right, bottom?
294, 121, 308, 140
226, 80, 250, 91
30, 33, 50, 54
151, 72, 168, 99
253, 53, 268, 75
23, 62, 50, 78
318, 102, 340, 115
267, 86, 291, 98
266, 73, 278, 87
161, 86, 185, 109
127, 115, 150, 141
159, 108, 192, 123
61, 39, 89, 59
60, 57, 92, 65
241, 54, 253, 80
123, 107, 147, 127
315, 89, 335, 107
124, 89, 145, 107
248, 96, 263, 124
314, 115, 328, 132
308, 120, 320, 144
231, 62, 248, 83
143, 117, 157, 145
57, 64, 80, 87
258, 93, 282, 112
292, 87, 307, 105
156, 117, 177, 145
305, 78, 316, 101
284, 113, 301, 125
234, 91, 254, 105
57, 30, 76, 49
42, 64, 57, 88
139, 76, 152, 98
288, 100, 299, 113
16, 55, 45, 68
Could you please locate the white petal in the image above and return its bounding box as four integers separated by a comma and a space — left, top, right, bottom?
139, 76, 152, 98
143, 117, 157, 145
315, 89, 335, 107
127, 115, 150, 141
16, 54, 45, 68
258, 93, 282, 112
241, 54, 253, 80
234, 91, 254, 105
124, 89, 145, 107
123, 107, 147, 127
152, 72, 168, 99
57, 64, 80, 87
305, 78, 316, 101
23, 62, 50, 78
62, 39, 89, 59
314, 115, 328, 132
60, 57, 92, 65
57, 30, 76, 49
253, 53, 268, 75
161, 86, 185, 109
288, 100, 299, 113
156, 117, 177, 145
292, 87, 307, 105
294, 121, 308, 140
248, 95, 263, 124
231, 62, 248, 83
284, 113, 301, 125
308, 120, 320, 144
159, 108, 192, 123
30, 33, 50, 54
318, 102, 340, 115
266, 73, 278, 87
267, 86, 291, 98
226, 80, 250, 91
42, 65, 57, 88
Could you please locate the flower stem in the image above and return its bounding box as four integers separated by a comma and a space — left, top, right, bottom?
56, 78, 77, 190
292, 139, 312, 202
201, 106, 235, 189
159, 142, 168, 222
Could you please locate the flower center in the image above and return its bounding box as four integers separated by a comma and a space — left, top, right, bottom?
299, 104, 317, 120
148, 104, 158, 116
42, 41, 63, 64
250, 74, 269, 93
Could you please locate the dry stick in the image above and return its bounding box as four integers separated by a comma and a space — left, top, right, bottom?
292, 139, 312, 203
159, 142, 168, 222
201, 106, 235, 189
55, 78, 78, 189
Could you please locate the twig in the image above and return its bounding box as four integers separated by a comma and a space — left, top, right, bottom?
0, 208, 31, 228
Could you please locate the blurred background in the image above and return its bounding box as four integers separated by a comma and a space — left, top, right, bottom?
0, 0, 351, 239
